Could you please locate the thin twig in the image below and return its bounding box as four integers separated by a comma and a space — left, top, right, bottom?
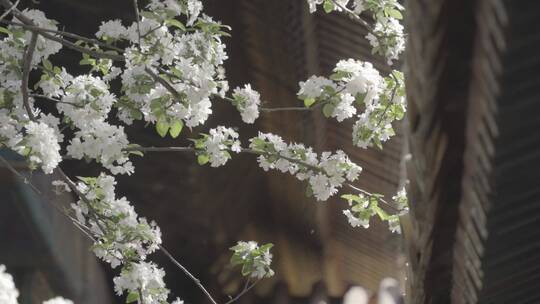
159, 245, 219, 304
330, 0, 372, 29
145, 67, 182, 100
21, 31, 37, 121
132, 0, 142, 47
0, 0, 18, 22
0, 1, 124, 61
374, 83, 399, 129
2, 20, 123, 52
224, 279, 260, 304
260, 106, 311, 112
345, 183, 399, 211
128, 146, 196, 153
31, 94, 83, 108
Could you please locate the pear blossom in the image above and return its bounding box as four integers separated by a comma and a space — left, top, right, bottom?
96, 19, 127, 40
250, 132, 361, 201
195, 126, 241, 167
18, 121, 62, 174
73, 174, 162, 268
230, 241, 274, 279
42, 297, 74, 304
113, 261, 169, 304
0, 265, 18, 304
232, 84, 261, 124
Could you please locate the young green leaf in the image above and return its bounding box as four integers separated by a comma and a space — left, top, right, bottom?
169, 120, 183, 138
323, 0, 335, 13
304, 97, 316, 108
197, 154, 209, 165
156, 119, 170, 138
126, 292, 139, 303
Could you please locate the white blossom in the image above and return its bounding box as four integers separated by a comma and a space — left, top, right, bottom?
0, 265, 18, 304
343, 209, 370, 228
96, 19, 127, 40
19, 121, 62, 174
298, 76, 335, 99
67, 121, 133, 175
113, 261, 169, 304
42, 297, 74, 304
73, 174, 162, 267
230, 241, 274, 279
197, 126, 241, 167
250, 133, 361, 201
232, 84, 261, 124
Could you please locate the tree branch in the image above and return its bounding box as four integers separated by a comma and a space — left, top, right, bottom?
159, 246, 219, 304
0, 1, 124, 61
224, 279, 260, 304
21, 31, 37, 121
0, 0, 18, 22
329, 0, 372, 30
2, 20, 124, 52
145, 67, 183, 100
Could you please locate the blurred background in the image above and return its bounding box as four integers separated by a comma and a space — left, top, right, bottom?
6, 0, 540, 303
0, 0, 407, 303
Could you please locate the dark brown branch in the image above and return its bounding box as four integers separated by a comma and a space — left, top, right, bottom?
2, 20, 123, 52
159, 246, 219, 304
21, 31, 37, 121
144, 67, 182, 100
224, 280, 260, 304
0, 0, 18, 22
0, 1, 124, 61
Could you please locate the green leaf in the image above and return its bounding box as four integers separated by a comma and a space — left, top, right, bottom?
165, 18, 186, 31
341, 194, 359, 202
197, 154, 209, 165
305, 184, 313, 197
0, 26, 11, 36
388, 9, 403, 19
230, 254, 244, 266
304, 97, 316, 108
169, 120, 183, 138
241, 263, 252, 276
126, 292, 139, 303
259, 243, 274, 252
43, 59, 53, 71
323, 0, 335, 13
322, 103, 334, 118
140, 11, 160, 20
156, 119, 170, 138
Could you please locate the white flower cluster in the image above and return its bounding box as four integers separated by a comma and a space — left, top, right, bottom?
194, 126, 241, 167
341, 186, 408, 233
15, 10, 63, 66
19, 121, 62, 174
298, 60, 405, 149
0, 111, 62, 174
0, 265, 18, 304
306, 0, 405, 64
73, 174, 162, 268
70, 173, 183, 303
0, 265, 74, 304
0, 11, 65, 174
0, 10, 60, 120
113, 261, 170, 304
107, 0, 229, 133
35, 73, 134, 175
42, 297, 74, 304
230, 241, 274, 279
249, 132, 362, 201
231, 84, 261, 124
366, 17, 405, 65
351, 70, 405, 148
